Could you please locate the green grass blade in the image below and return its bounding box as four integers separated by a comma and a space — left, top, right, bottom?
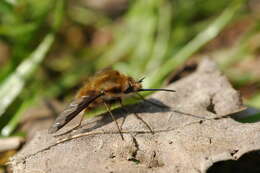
144, 1, 243, 88
0, 34, 54, 116
1, 97, 34, 136
146, 0, 172, 72
52, 0, 65, 31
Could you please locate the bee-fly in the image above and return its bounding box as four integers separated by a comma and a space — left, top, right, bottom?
48, 68, 175, 140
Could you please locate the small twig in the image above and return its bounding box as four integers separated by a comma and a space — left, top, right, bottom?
14, 129, 155, 164
0, 137, 24, 152
54, 109, 243, 147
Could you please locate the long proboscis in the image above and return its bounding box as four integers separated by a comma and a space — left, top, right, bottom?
138, 88, 176, 92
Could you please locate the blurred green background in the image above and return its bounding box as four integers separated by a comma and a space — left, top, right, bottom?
0, 0, 260, 169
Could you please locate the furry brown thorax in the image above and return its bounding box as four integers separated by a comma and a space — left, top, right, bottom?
75, 69, 142, 109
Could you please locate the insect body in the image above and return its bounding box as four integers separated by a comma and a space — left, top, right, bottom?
48, 69, 175, 138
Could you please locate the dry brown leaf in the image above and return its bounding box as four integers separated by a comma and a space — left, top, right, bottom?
10, 59, 259, 173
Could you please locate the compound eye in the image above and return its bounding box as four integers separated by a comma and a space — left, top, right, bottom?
124, 85, 133, 93
138, 77, 145, 83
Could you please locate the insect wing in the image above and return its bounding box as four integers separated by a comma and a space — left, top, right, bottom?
48, 93, 103, 134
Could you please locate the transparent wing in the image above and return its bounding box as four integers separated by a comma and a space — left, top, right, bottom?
48, 93, 103, 134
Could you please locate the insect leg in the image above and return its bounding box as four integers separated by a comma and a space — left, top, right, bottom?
119, 99, 154, 134
104, 102, 124, 140
53, 111, 85, 137
72, 111, 85, 130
